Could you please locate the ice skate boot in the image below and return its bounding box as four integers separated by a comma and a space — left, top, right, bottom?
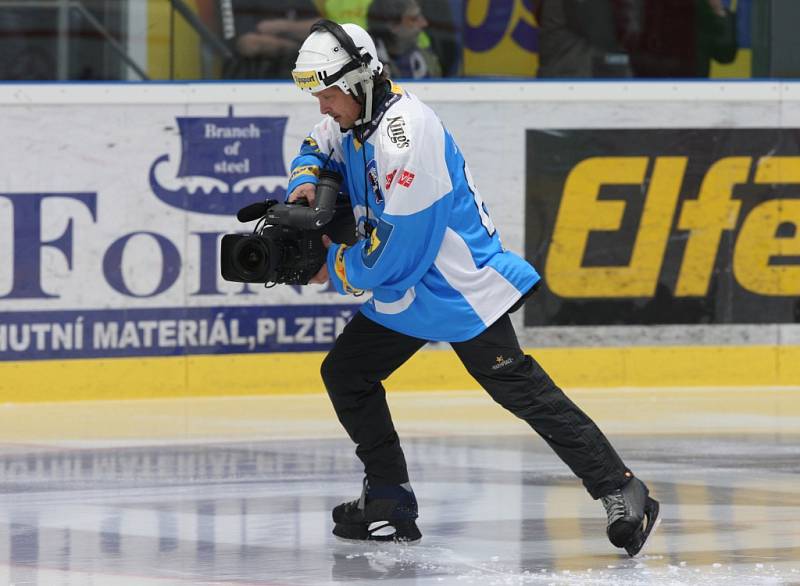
601, 476, 661, 557
332, 479, 422, 543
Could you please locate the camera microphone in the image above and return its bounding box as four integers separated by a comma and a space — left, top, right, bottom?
237, 202, 269, 223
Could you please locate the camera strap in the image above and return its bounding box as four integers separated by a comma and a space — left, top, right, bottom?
360, 132, 374, 238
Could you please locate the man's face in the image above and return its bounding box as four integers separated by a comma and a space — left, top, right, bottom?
394, 1, 427, 50
315, 86, 362, 129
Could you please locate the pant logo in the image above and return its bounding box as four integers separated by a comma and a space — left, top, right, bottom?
491, 355, 514, 370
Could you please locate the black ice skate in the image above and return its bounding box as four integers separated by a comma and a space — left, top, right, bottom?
332, 479, 422, 544
601, 476, 661, 557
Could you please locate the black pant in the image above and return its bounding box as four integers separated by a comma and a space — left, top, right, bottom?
320, 311, 631, 499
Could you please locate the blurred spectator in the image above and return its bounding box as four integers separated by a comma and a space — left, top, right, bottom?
627, 0, 737, 77
367, 0, 442, 79
536, 0, 635, 78
221, 0, 319, 79
417, 0, 460, 77
324, 0, 458, 76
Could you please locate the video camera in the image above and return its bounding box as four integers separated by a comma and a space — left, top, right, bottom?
220, 169, 355, 286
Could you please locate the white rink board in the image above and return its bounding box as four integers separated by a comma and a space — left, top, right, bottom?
1, 81, 799, 364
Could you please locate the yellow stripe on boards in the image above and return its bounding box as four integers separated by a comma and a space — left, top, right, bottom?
0, 345, 798, 402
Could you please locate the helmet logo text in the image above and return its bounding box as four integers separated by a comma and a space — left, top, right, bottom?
292, 70, 321, 90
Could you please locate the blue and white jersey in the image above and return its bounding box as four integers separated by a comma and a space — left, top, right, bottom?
287, 85, 540, 342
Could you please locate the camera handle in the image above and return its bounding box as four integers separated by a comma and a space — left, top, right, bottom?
265, 169, 343, 230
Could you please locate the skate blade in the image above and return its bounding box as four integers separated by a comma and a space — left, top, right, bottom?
625, 497, 661, 558
333, 520, 422, 545
333, 533, 422, 545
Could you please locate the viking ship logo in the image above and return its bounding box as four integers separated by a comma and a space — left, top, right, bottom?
149, 107, 288, 215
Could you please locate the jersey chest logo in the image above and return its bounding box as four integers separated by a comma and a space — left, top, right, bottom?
366, 159, 384, 204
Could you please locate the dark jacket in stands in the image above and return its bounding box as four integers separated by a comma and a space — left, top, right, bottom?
625, 0, 738, 77
537, 0, 635, 78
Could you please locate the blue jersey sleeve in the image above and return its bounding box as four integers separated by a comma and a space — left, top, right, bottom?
286, 118, 348, 200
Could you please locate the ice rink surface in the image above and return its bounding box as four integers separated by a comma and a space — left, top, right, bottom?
0, 387, 797, 585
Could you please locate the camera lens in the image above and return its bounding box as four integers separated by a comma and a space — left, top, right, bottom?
232, 237, 270, 281
240, 246, 263, 270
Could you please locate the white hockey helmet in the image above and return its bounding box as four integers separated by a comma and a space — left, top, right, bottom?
292, 20, 383, 125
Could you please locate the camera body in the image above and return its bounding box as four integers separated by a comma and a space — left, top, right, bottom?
220, 169, 355, 286
220, 208, 352, 285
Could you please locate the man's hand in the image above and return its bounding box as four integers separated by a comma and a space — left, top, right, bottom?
288, 183, 317, 206
256, 18, 318, 41
235, 32, 296, 57
309, 235, 333, 284
256, 19, 288, 36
